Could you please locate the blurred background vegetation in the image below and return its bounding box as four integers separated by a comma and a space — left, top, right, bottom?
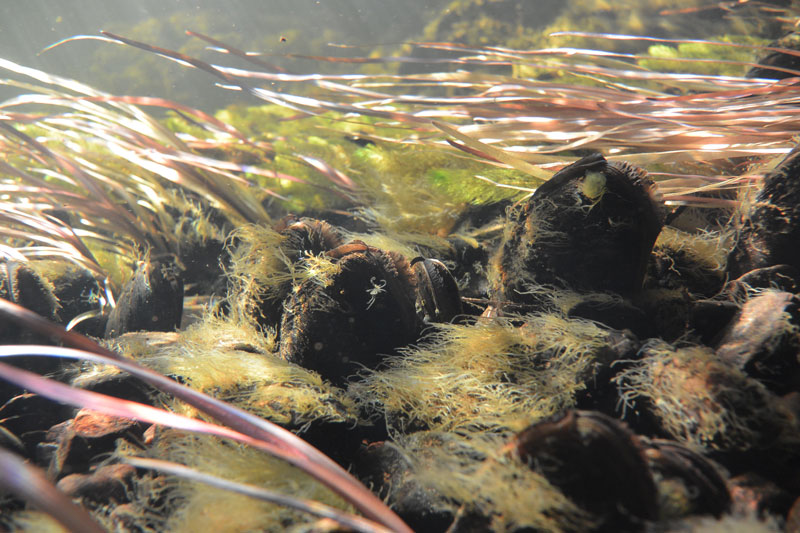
2, 0, 784, 111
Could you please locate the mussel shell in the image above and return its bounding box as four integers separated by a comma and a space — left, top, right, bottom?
104, 259, 183, 338
255, 217, 344, 328
512, 410, 659, 523
747, 32, 800, 80
492, 153, 664, 304
411, 257, 462, 323
728, 144, 800, 277
0, 261, 58, 341
644, 438, 731, 519
716, 291, 800, 393
276, 216, 344, 263
725, 265, 800, 301
279, 246, 419, 385
353, 439, 454, 532
0, 261, 61, 390
48, 264, 107, 337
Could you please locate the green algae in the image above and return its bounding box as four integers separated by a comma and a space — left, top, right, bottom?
638, 36, 769, 76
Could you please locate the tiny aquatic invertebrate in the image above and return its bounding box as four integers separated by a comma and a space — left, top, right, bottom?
365, 276, 387, 310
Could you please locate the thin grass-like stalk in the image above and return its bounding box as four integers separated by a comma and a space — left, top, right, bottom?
0, 55, 312, 291
80, 29, 800, 204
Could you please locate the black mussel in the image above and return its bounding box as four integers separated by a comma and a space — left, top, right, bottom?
617, 344, 792, 452
643, 438, 731, 520
178, 235, 227, 297
411, 257, 462, 323
491, 153, 665, 307
279, 242, 419, 385
687, 299, 740, 346
0, 262, 62, 399
716, 290, 800, 394
275, 216, 344, 263
646, 239, 727, 298
0, 261, 58, 343
104, 258, 183, 338
728, 144, 800, 278
46, 264, 107, 337
510, 410, 659, 526
568, 296, 653, 338
353, 440, 454, 532
254, 217, 344, 328
0, 261, 57, 324
725, 264, 800, 302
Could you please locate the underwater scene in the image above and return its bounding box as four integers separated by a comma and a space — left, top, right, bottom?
4, 0, 800, 531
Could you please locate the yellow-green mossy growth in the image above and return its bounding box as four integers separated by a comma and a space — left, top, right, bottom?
112, 315, 360, 430
350, 142, 512, 236
224, 224, 295, 325
352, 313, 612, 434
616, 342, 796, 451
154, 434, 352, 533
653, 226, 731, 277
7, 513, 70, 533
392, 431, 591, 532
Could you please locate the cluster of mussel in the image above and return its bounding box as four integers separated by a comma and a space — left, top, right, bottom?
4, 146, 800, 531
241, 150, 800, 530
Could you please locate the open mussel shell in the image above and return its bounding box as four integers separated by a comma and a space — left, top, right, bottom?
104, 258, 183, 338
510, 410, 659, 526
643, 438, 731, 520
411, 257, 462, 323
491, 153, 665, 305
275, 216, 344, 263
46, 264, 107, 337
279, 243, 419, 385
